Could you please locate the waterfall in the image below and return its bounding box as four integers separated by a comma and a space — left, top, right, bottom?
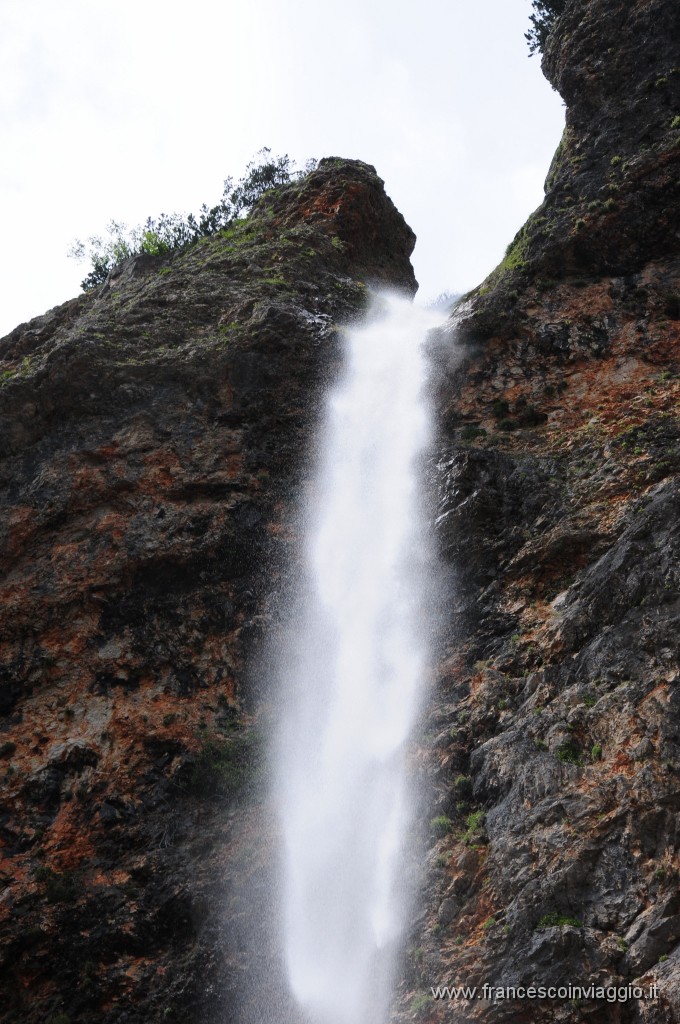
274, 291, 442, 1024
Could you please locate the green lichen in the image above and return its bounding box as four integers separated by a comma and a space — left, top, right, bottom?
537, 912, 582, 929
430, 814, 454, 836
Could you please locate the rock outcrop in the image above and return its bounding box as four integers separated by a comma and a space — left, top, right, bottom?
0, 158, 416, 1024
400, 1, 680, 1022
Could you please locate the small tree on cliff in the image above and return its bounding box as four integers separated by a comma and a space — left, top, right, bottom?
69, 149, 316, 290
525, 0, 568, 56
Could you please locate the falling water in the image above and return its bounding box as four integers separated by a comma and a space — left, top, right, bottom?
275, 291, 443, 1024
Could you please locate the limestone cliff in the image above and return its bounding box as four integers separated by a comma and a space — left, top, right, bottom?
0, 159, 416, 1024
2, 0, 680, 1020
402, 1, 680, 1022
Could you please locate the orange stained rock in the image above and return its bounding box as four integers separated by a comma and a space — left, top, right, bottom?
5, 505, 36, 555
141, 448, 183, 486
68, 460, 108, 500
95, 510, 127, 535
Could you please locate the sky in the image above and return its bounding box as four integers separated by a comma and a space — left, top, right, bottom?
0, 0, 565, 337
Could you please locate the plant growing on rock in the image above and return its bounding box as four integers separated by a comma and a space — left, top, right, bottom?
461, 810, 486, 845
410, 992, 431, 1015
453, 774, 473, 800
69, 149, 316, 290
431, 814, 454, 837
461, 424, 486, 440
537, 912, 582, 928
556, 739, 583, 765
526, 0, 568, 56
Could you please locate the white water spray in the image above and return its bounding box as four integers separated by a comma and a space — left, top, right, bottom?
275, 291, 443, 1024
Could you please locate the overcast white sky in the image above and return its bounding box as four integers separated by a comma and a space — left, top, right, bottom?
0, 0, 564, 337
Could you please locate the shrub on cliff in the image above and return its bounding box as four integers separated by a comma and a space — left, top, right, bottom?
525, 0, 567, 56
69, 149, 315, 290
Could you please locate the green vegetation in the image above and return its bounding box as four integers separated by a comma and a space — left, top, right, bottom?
461, 810, 486, 845
410, 992, 431, 1015
537, 912, 581, 928
479, 206, 550, 295
453, 774, 473, 799
260, 275, 288, 287
501, 232, 529, 273
0, 355, 35, 387
69, 149, 316, 290
591, 743, 603, 761
670, 115, 680, 129
525, 0, 567, 56
545, 127, 567, 190
430, 814, 454, 837
556, 739, 583, 765
461, 424, 486, 441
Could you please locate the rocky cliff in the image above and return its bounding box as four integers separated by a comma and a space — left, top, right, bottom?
401, 0, 680, 1022
0, 159, 416, 1024
2, 0, 679, 1021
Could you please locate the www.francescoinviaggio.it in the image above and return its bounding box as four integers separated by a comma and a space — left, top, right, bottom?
430, 982, 660, 1004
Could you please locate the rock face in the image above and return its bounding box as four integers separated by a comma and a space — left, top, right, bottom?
2, 0, 680, 1020
0, 159, 416, 1024
398, 1, 680, 1022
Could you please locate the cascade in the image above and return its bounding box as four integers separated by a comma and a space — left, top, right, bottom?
274, 291, 443, 1024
